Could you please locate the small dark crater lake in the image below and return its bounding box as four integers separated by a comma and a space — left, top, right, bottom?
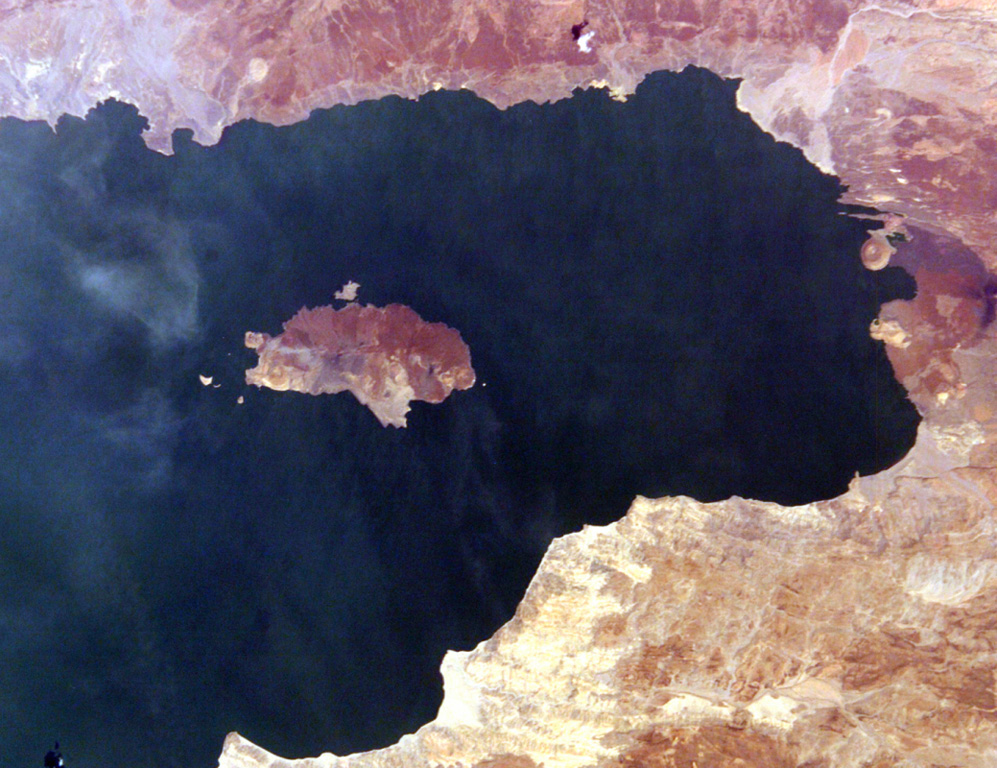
0, 66, 917, 767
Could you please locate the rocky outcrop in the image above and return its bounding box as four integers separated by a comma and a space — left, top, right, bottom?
226, 225, 997, 766
228, 254, 997, 765
228, 228, 997, 768
221, 421, 997, 766
4, 1, 997, 272
5, 0, 997, 765
245, 303, 475, 427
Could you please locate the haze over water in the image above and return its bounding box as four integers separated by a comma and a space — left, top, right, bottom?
0, 67, 917, 767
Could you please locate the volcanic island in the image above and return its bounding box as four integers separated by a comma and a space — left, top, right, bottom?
244, 302, 475, 427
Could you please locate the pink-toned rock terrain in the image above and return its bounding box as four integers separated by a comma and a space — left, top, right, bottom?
5, 0, 997, 765
244, 302, 475, 427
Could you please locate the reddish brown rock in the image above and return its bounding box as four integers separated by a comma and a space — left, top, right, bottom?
3, 1, 997, 273
208, 0, 997, 758
874, 225, 995, 412
8, 1, 997, 766
244, 302, 475, 427
3, 0, 997, 275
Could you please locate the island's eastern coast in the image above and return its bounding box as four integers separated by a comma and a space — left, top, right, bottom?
244, 303, 475, 427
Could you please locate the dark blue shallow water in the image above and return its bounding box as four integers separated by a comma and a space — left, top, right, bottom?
0, 67, 917, 767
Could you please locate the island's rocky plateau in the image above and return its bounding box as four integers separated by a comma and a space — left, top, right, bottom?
5, 0, 997, 766
244, 302, 476, 428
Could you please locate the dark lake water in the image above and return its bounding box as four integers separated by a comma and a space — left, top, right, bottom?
0, 67, 918, 767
